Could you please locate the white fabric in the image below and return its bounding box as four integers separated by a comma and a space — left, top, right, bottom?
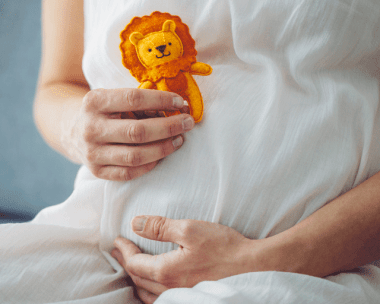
1, 0, 380, 303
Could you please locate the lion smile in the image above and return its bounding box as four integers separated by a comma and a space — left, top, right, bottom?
156, 51, 171, 59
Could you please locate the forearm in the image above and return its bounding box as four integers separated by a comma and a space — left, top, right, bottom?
33, 81, 89, 163
256, 171, 380, 277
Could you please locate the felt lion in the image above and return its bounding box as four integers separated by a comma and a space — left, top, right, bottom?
120, 11, 212, 123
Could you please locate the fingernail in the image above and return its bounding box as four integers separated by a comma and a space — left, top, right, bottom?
132, 216, 148, 232
182, 117, 195, 131
173, 96, 184, 108
172, 136, 183, 149
111, 248, 123, 263
113, 237, 123, 248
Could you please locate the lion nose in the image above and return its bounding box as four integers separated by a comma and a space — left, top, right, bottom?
155, 45, 166, 53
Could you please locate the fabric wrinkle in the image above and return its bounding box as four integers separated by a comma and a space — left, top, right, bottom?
1, 0, 380, 303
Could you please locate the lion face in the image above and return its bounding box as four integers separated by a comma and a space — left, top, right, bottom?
120, 12, 197, 83
129, 20, 184, 68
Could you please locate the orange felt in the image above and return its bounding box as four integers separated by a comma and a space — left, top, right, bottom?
119, 11, 211, 123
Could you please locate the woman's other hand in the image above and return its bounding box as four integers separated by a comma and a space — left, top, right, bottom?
111, 169, 380, 303
65, 89, 194, 181
111, 216, 261, 304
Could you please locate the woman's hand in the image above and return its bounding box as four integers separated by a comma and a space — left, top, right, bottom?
111, 216, 261, 304
63, 88, 194, 181
111, 169, 380, 303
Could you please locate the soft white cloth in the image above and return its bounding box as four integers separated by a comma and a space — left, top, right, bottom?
0, 167, 138, 303
1, 0, 380, 303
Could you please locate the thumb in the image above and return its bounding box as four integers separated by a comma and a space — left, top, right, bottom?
131, 216, 189, 246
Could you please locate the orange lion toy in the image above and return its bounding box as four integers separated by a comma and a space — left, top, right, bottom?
120, 11, 212, 123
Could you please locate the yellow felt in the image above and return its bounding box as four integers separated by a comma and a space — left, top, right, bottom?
156, 79, 170, 91
190, 62, 213, 76
133, 30, 183, 68
120, 12, 213, 123
162, 20, 176, 32
184, 72, 203, 123
129, 32, 144, 46
138, 81, 154, 89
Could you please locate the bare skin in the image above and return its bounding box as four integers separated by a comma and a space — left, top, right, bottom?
35, 1, 380, 304
34, 0, 194, 181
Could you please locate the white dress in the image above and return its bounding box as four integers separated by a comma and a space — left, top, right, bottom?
1, 0, 380, 303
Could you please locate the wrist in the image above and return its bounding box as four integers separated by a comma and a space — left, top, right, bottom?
240, 232, 315, 276
34, 82, 88, 164
236, 237, 280, 274
55, 84, 86, 164
60, 99, 83, 164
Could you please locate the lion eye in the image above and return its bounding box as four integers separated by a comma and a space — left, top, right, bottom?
168, 42, 172, 46
148, 48, 152, 52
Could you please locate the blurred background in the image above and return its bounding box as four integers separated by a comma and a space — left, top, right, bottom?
0, 1, 80, 223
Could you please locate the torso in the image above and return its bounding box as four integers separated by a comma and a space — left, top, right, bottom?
82, 0, 380, 255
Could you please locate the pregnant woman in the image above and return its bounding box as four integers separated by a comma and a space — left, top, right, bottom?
1, 0, 380, 303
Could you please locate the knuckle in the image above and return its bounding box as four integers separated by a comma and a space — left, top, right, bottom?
166, 119, 182, 137
82, 89, 103, 112
158, 91, 167, 109
153, 264, 170, 285
137, 288, 156, 304
150, 216, 168, 242
124, 122, 146, 143
82, 120, 102, 143
90, 165, 103, 179
179, 220, 196, 238
154, 264, 179, 288
124, 150, 142, 167
132, 275, 143, 287
159, 142, 171, 159
168, 122, 177, 137
84, 146, 98, 163
119, 168, 133, 181
125, 88, 142, 109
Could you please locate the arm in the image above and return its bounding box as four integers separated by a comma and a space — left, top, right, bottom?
258, 170, 380, 278
190, 62, 212, 76
34, 0, 89, 163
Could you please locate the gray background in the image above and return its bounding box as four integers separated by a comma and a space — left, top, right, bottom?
0, 1, 80, 223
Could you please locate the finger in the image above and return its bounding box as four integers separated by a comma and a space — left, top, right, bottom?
131, 216, 195, 246
92, 161, 158, 181
111, 239, 141, 269
83, 88, 186, 113
101, 114, 194, 144
130, 273, 168, 296
114, 237, 179, 283
112, 246, 168, 294
88, 136, 184, 167
136, 287, 158, 304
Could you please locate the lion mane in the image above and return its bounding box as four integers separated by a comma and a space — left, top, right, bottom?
120, 11, 197, 84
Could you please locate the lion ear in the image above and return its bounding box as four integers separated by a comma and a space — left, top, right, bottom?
162, 20, 176, 33
129, 32, 144, 46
